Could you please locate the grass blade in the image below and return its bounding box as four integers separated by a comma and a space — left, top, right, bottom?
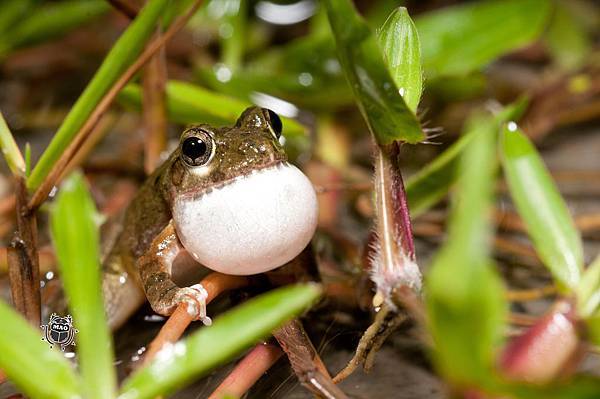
0, 111, 25, 176
406, 99, 528, 217
120, 283, 321, 399
118, 80, 307, 138
376, 7, 422, 113
324, 0, 424, 145
500, 124, 583, 291
27, 0, 169, 191
416, 0, 551, 77
0, 300, 80, 399
426, 113, 506, 385
50, 172, 116, 399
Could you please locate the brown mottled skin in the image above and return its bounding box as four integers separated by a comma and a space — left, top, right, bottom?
100, 107, 347, 398
102, 107, 287, 329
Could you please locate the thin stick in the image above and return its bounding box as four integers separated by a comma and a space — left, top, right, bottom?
27, 0, 204, 211
142, 28, 168, 174
506, 285, 556, 302
208, 343, 283, 399
7, 177, 40, 325
142, 273, 249, 365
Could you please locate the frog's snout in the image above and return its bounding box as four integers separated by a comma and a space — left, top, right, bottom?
172, 162, 318, 275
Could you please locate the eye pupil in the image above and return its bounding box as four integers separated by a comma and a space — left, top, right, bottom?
182, 137, 208, 164
266, 109, 282, 138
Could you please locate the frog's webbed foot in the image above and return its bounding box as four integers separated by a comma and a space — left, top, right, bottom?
173, 283, 212, 325
147, 280, 212, 326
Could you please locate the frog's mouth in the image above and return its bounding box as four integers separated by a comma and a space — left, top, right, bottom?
172, 162, 318, 275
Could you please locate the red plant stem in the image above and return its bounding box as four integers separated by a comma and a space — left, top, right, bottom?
208, 343, 283, 399
142, 273, 249, 365
500, 299, 580, 383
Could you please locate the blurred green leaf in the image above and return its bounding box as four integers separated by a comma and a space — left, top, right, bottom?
50, 172, 116, 399
545, 0, 592, 70
500, 125, 583, 291
118, 80, 306, 138
0, 111, 26, 176
198, 35, 354, 110
376, 7, 422, 113
406, 98, 529, 218
219, 0, 246, 72
0, 1, 110, 57
426, 113, 506, 385
416, 0, 551, 77
324, 0, 424, 145
0, 301, 80, 399
577, 254, 600, 318
121, 283, 321, 399
27, 0, 169, 191
0, 0, 33, 36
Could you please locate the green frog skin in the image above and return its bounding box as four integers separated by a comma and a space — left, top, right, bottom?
101, 107, 318, 329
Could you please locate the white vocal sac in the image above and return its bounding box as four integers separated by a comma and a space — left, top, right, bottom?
173, 162, 318, 275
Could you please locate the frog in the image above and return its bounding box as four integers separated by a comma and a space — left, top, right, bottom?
101, 106, 320, 329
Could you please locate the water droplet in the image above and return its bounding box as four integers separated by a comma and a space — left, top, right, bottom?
298, 72, 313, 87
507, 121, 518, 132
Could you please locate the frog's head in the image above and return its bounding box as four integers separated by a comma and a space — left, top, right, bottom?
166, 107, 318, 276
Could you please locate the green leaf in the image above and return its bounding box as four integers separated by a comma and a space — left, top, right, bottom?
376, 7, 422, 113
545, 0, 592, 70
500, 125, 583, 291
27, 0, 169, 191
50, 172, 116, 399
426, 113, 506, 385
120, 283, 321, 399
576, 254, 600, 318
0, 111, 25, 176
416, 0, 551, 77
324, 0, 424, 145
406, 98, 529, 218
0, 1, 110, 57
118, 80, 306, 139
0, 0, 33, 36
218, 0, 247, 72
0, 301, 80, 399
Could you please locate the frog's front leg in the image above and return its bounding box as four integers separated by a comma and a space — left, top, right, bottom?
139, 220, 212, 325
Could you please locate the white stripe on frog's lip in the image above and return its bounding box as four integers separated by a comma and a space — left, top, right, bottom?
172, 162, 318, 276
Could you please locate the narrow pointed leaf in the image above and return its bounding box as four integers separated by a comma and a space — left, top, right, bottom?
120, 283, 321, 399
27, 0, 169, 191
0, 111, 25, 176
426, 113, 506, 385
324, 0, 424, 145
500, 125, 583, 291
406, 98, 528, 217
50, 172, 116, 399
0, 301, 80, 399
577, 254, 600, 318
117, 81, 306, 139
376, 7, 422, 113
416, 0, 551, 77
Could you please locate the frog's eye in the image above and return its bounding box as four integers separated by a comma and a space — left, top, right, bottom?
262, 108, 282, 139
181, 136, 212, 166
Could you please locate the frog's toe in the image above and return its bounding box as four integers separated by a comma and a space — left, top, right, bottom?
174, 284, 212, 326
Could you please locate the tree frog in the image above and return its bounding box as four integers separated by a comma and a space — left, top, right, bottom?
102, 107, 318, 329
